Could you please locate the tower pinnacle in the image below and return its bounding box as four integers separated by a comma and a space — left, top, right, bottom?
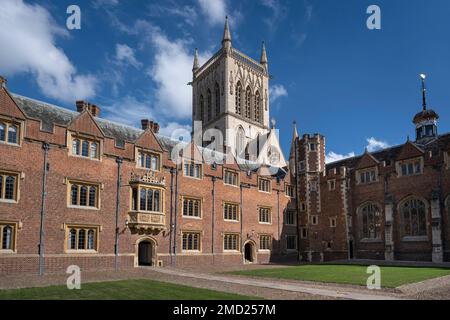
260, 41, 268, 65
222, 16, 232, 49
192, 48, 199, 72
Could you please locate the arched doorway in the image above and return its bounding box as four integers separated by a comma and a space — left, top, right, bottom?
244, 241, 255, 263
138, 240, 154, 266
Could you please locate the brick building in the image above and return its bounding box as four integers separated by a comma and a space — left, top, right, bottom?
1, 21, 449, 275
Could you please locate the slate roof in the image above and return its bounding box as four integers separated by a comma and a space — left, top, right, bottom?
11, 93, 287, 176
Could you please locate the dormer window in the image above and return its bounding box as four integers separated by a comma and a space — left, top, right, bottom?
184, 160, 202, 179
71, 136, 99, 160
137, 150, 160, 171
357, 168, 378, 185
397, 157, 423, 177
0, 120, 20, 145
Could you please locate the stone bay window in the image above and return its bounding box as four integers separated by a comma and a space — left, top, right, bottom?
128, 171, 166, 233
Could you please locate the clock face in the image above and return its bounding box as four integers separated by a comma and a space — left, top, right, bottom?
268, 146, 280, 165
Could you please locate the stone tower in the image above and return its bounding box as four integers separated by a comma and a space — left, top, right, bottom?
191, 17, 271, 157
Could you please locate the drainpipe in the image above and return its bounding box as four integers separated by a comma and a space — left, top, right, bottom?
277, 190, 280, 252
173, 162, 179, 265
114, 157, 123, 272
293, 137, 302, 261
38, 142, 50, 276
169, 168, 175, 266
211, 176, 216, 263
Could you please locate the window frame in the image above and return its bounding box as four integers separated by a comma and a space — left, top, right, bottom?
356, 167, 378, 185
0, 118, 22, 147
69, 134, 101, 160
183, 159, 203, 180
182, 196, 202, 219
399, 198, 428, 241
258, 177, 272, 193
310, 215, 319, 225
65, 224, 100, 253
223, 233, 240, 252
0, 221, 18, 253
258, 206, 272, 224
358, 202, 382, 241
286, 235, 298, 251
328, 179, 336, 191
259, 234, 272, 251
67, 180, 101, 210
181, 231, 202, 252
136, 148, 162, 172
130, 184, 165, 213
284, 210, 297, 226
223, 201, 240, 222
329, 217, 337, 228
223, 169, 239, 187
396, 157, 424, 178
0, 170, 20, 203
285, 183, 295, 198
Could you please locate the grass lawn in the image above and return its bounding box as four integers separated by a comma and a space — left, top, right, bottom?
0, 279, 258, 300
229, 265, 450, 288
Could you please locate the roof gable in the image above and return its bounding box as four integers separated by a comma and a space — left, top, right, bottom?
0, 88, 26, 119
68, 111, 105, 138
396, 141, 424, 161
135, 129, 164, 152
256, 129, 287, 168
355, 151, 379, 170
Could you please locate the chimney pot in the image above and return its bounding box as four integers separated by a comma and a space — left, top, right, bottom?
141, 119, 160, 133
141, 119, 150, 130
90, 104, 100, 117
76, 100, 87, 113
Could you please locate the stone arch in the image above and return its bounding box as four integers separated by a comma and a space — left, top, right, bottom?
134, 236, 158, 267
243, 239, 257, 264
355, 201, 383, 241
244, 85, 252, 119
397, 195, 429, 239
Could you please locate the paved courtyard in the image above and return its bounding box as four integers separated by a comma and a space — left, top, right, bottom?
1, 263, 450, 300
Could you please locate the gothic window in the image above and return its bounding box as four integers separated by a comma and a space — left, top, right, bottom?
245, 86, 251, 119
71, 136, 100, 159
236, 126, 245, 157
207, 89, 212, 122
1, 223, 15, 250
0, 172, 18, 201
137, 150, 160, 171
400, 198, 427, 237
235, 82, 242, 115
254, 90, 261, 123
0, 121, 20, 145
7, 125, 17, 144
214, 82, 220, 117
199, 95, 204, 121
133, 186, 163, 212
359, 203, 381, 240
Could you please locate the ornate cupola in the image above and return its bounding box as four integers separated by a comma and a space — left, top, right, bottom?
413, 74, 439, 143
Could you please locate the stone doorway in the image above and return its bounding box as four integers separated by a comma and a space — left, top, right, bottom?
244, 241, 255, 263
138, 240, 154, 266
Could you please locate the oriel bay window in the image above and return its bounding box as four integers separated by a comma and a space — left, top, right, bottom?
66, 225, 99, 252
0, 120, 20, 145
69, 181, 99, 209
131, 185, 163, 212
137, 150, 160, 171
0, 171, 19, 202
71, 136, 100, 159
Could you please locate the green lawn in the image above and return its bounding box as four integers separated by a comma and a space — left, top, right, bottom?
0, 279, 258, 300
229, 265, 450, 288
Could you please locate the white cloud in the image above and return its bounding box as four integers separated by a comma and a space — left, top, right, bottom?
115, 44, 142, 68
147, 30, 211, 119
0, 0, 96, 103
325, 151, 356, 164
270, 84, 288, 103
366, 137, 390, 152
197, 0, 227, 25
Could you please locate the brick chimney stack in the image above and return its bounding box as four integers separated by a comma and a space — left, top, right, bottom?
76, 100, 100, 117
0, 76, 7, 89
141, 119, 160, 134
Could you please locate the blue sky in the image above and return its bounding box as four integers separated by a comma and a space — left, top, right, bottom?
1, 0, 449, 162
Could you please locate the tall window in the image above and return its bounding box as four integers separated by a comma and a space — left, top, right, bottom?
71, 136, 99, 159
66, 226, 98, 251
131, 185, 163, 212
183, 160, 202, 179
259, 207, 272, 224
224, 234, 239, 251
137, 151, 160, 171
235, 82, 242, 115
236, 126, 245, 157
199, 95, 204, 121
0, 172, 18, 201
258, 178, 271, 192
224, 202, 239, 221
245, 86, 251, 119
69, 181, 99, 209
0, 222, 16, 251
183, 197, 201, 218
0, 121, 19, 145
359, 203, 381, 239
254, 90, 260, 123
285, 184, 294, 197
182, 232, 200, 251
401, 198, 427, 237
285, 210, 296, 225
224, 170, 238, 186
207, 89, 212, 122
286, 235, 297, 250
260, 235, 271, 250
214, 82, 220, 117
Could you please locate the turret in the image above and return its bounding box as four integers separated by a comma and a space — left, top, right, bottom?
413, 74, 439, 143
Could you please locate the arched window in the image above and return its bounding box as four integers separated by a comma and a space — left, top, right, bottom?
2, 226, 12, 250
5, 176, 15, 200
146, 189, 153, 211
199, 95, 204, 121
207, 89, 212, 122
245, 86, 251, 119
359, 203, 381, 239
140, 188, 146, 211
235, 82, 242, 115
0, 122, 5, 141
90, 142, 98, 159
87, 230, 95, 250
400, 198, 427, 237
7, 125, 17, 144
71, 184, 78, 206
236, 127, 245, 157
72, 139, 80, 155
254, 91, 261, 123
69, 229, 77, 250
215, 82, 220, 116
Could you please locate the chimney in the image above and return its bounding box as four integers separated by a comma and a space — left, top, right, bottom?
89, 104, 100, 117
141, 119, 160, 133
76, 100, 100, 117
0, 76, 7, 89
76, 100, 87, 113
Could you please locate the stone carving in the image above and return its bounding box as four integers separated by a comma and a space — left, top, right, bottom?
130, 170, 166, 186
